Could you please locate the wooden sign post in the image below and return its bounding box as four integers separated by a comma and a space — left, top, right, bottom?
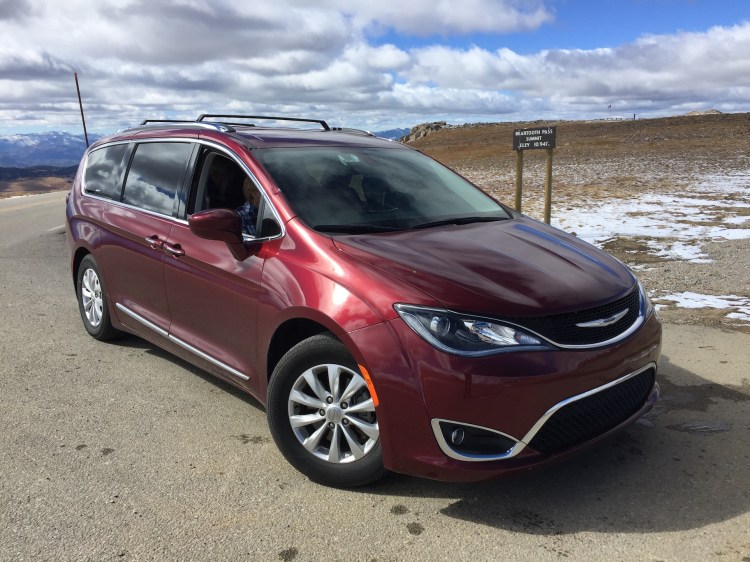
512, 126, 556, 224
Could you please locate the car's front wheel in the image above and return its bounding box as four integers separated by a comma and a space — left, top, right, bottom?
267, 333, 384, 487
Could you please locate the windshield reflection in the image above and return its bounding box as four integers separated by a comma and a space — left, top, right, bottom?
254, 147, 510, 233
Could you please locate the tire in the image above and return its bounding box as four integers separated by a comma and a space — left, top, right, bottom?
268, 333, 385, 487
76, 254, 120, 341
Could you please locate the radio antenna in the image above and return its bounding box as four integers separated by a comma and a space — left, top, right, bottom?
74, 72, 90, 147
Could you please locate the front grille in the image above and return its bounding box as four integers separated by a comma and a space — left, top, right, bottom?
528, 368, 655, 454
503, 287, 641, 346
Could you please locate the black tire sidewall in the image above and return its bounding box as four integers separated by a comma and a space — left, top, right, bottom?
267, 333, 384, 487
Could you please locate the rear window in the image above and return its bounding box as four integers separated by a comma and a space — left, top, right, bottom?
123, 142, 193, 216
83, 144, 128, 199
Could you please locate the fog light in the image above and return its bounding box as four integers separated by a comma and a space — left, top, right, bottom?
438, 421, 516, 457
450, 427, 465, 445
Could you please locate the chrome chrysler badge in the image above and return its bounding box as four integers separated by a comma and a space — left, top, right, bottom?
576, 308, 629, 328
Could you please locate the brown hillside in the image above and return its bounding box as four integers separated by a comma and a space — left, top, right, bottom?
0, 176, 72, 199
409, 112, 750, 209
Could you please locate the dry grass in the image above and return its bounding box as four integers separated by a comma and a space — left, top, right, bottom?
412, 113, 750, 204
415, 112, 750, 162
0, 177, 71, 199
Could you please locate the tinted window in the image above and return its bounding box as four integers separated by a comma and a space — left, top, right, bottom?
83, 144, 128, 199
123, 142, 193, 215
189, 151, 247, 214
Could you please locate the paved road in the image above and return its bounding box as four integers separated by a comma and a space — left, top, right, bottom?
1, 192, 749, 561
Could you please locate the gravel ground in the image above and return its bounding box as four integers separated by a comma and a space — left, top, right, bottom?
639, 238, 750, 332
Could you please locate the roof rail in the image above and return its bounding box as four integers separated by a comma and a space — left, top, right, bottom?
197, 114, 330, 131
137, 119, 235, 132
330, 127, 375, 137
140, 119, 194, 125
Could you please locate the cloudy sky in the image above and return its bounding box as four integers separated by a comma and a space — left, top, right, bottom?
1, 0, 748, 134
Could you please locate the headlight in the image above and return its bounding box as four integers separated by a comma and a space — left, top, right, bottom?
394, 304, 551, 356
637, 279, 654, 318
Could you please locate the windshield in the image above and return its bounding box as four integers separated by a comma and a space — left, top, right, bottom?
253, 146, 511, 233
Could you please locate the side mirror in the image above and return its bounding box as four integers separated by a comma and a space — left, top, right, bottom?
188, 209, 249, 260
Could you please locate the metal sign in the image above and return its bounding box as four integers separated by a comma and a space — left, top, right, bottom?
513, 127, 556, 151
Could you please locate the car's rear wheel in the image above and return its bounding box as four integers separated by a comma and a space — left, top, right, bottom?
267, 333, 384, 487
76, 255, 120, 341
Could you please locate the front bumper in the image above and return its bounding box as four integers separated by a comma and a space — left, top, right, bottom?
346, 311, 662, 482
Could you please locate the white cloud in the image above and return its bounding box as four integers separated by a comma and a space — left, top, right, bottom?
409, 23, 750, 96
0, 0, 748, 133
316, 0, 553, 35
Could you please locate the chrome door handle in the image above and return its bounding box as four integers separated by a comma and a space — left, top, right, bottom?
162, 242, 185, 257
144, 235, 163, 249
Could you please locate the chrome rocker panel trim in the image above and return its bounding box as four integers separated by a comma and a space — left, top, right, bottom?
115, 303, 250, 381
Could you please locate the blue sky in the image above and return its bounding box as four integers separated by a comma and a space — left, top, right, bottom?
373, 1, 749, 52
506, 0, 748, 52
0, 0, 748, 135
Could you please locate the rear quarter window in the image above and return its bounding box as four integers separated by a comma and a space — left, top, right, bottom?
83, 144, 128, 199
123, 142, 194, 216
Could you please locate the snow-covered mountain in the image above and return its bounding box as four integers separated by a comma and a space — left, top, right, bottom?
373, 127, 409, 140
0, 132, 100, 167
0, 128, 406, 168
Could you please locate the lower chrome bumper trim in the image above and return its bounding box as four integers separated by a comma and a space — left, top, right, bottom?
432, 362, 657, 462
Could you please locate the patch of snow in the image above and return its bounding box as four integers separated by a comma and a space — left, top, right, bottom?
552, 169, 750, 263
693, 172, 750, 194
656, 292, 750, 323
647, 241, 711, 263
727, 312, 750, 322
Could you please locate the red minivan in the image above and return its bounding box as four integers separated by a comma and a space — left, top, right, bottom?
66, 115, 661, 486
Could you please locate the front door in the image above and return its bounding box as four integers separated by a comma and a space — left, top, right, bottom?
163, 148, 265, 386
162, 224, 264, 385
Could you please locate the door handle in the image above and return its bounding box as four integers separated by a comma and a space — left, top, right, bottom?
144, 235, 163, 249
162, 242, 185, 258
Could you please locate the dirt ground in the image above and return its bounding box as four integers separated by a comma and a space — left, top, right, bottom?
0, 176, 71, 199
411, 112, 750, 334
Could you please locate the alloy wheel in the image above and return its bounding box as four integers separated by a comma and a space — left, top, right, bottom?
287, 363, 379, 464
81, 268, 103, 328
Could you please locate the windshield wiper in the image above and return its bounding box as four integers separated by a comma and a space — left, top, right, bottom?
409, 216, 505, 230
313, 224, 401, 234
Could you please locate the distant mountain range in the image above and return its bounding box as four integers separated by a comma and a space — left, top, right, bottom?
0, 128, 409, 169
373, 128, 409, 140
0, 165, 78, 182
0, 132, 100, 168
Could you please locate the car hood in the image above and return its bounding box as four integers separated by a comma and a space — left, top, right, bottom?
332, 217, 635, 317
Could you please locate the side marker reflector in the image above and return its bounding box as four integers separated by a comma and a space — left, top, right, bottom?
358, 364, 379, 407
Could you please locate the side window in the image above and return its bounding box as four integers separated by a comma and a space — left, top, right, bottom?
188, 149, 265, 237
237, 176, 262, 236
83, 144, 128, 199
123, 142, 193, 215
190, 151, 246, 213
